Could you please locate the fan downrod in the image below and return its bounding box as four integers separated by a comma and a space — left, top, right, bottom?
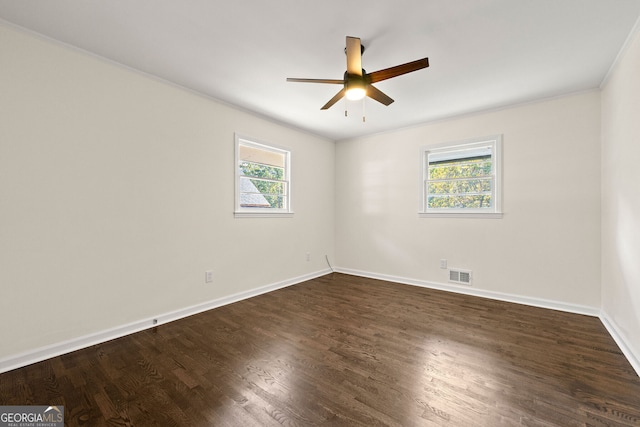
345, 44, 365, 56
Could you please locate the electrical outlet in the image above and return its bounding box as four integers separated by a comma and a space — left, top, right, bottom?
306, 252, 311, 262
440, 259, 447, 269
205, 270, 213, 283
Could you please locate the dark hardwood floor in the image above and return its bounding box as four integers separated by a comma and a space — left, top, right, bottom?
1, 273, 639, 426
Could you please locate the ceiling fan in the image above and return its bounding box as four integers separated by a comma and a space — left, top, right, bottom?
287, 36, 429, 110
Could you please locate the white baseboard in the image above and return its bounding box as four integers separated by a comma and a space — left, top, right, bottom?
600, 311, 640, 378
0, 269, 332, 374
335, 267, 600, 316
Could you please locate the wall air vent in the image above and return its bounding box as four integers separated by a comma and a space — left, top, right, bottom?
449, 268, 472, 285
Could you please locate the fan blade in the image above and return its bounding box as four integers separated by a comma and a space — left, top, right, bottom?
368, 58, 429, 83
287, 78, 344, 84
366, 84, 394, 106
346, 36, 363, 76
321, 88, 346, 110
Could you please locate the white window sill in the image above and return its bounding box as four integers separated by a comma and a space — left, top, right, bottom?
234, 211, 294, 218
419, 212, 503, 219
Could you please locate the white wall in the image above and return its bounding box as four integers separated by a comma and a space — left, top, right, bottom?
335, 92, 602, 310
601, 28, 640, 370
0, 23, 335, 361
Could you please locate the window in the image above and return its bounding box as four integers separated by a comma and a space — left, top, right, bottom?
235, 135, 292, 217
420, 135, 502, 218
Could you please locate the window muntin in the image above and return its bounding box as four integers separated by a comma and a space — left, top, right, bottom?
235, 135, 291, 216
422, 136, 502, 216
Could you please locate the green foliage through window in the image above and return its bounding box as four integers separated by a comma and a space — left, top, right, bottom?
239, 161, 287, 209
426, 147, 495, 210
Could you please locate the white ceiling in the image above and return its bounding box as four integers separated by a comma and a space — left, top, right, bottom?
2, 0, 640, 141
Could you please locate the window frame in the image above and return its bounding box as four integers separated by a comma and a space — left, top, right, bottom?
234, 134, 293, 218
419, 135, 503, 218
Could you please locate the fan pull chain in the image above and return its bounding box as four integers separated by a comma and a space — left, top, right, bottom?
344, 98, 348, 117
362, 98, 366, 122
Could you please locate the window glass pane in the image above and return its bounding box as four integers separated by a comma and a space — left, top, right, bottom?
240, 177, 286, 196
428, 156, 492, 180
239, 176, 287, 209
427, 194, 492, 209
239, 161, 284, 180
239, 193, 287, 209
428, 177, 492, 195
259, 195, 286, 209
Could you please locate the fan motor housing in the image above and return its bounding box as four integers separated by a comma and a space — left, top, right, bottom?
343, 70, 369, 87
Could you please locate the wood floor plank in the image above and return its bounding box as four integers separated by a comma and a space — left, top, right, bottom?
1, 273, 639, 426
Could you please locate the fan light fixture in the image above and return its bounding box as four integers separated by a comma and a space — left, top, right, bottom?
345, 76, 366, 100
345, 87, 366, 101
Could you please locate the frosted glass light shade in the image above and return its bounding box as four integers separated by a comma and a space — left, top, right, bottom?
346, 87, 366, 100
